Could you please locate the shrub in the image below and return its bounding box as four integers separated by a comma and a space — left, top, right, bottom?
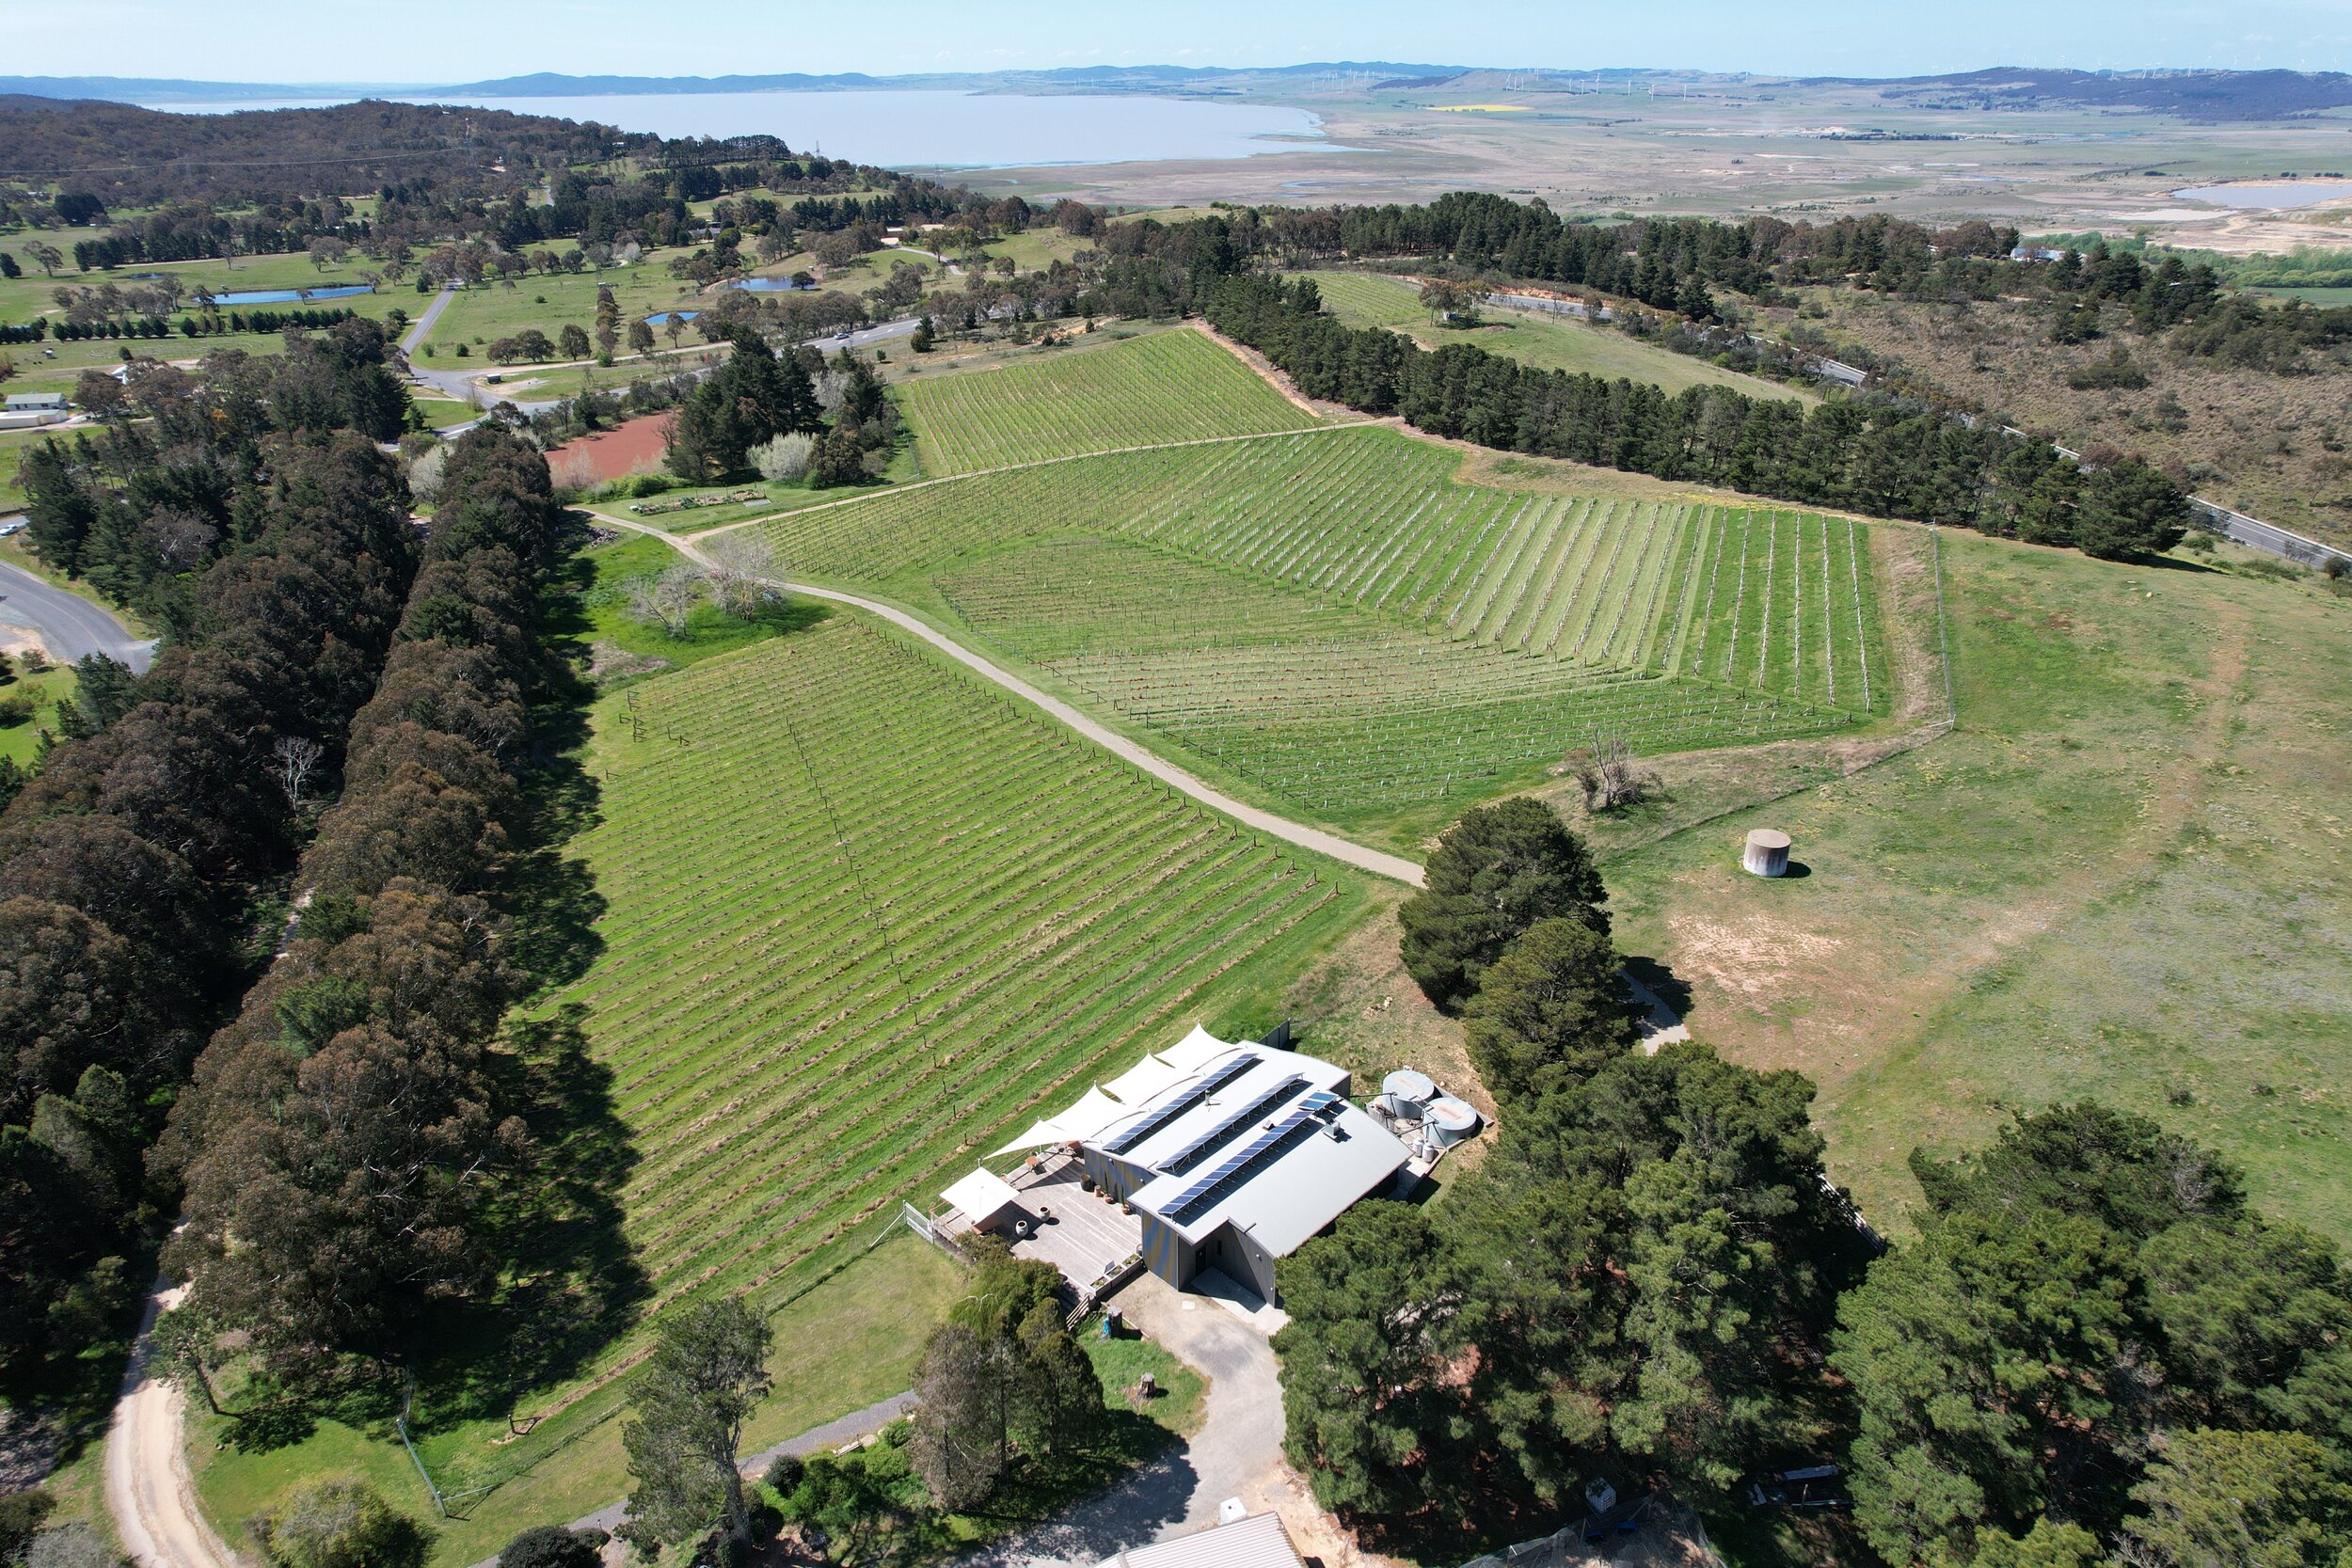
0, 692, 39, 727
255, 1478, 430, 1568
752, 432, 815, 483
495, 1524, 604, 1568
19, 1525, 124, 1568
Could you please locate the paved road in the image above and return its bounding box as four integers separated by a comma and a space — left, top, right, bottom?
401, 285, 455, 356
958, 1275, 1282, 1568
0, 555, 156, 672
593, 514, 1425, 887
105, 1279, 240, 1568
463, 1391, 921, 1567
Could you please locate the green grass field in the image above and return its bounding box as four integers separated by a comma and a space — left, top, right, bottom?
746, 424, 1887, 843
417, 263, 694, 358
1300, 270, 1816, 404
895, 327, 1323, 475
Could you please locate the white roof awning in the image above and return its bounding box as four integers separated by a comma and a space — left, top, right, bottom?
990, 1085, 1136, 1156
1159, 1024, 1237, 1073
940, 1166, 1023, 1225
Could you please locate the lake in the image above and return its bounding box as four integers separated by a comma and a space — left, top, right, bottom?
144, 90, 1330, 170
2174, 182, 2352, 210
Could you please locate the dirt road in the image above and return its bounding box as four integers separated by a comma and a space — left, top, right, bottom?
105, 1280, 240, 1568
591, 514, 1425, 887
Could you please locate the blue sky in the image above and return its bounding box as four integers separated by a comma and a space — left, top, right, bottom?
8, 0, 2352, 83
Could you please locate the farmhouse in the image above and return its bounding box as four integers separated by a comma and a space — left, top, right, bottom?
937, 1026, 1409, 1307
1, 390, 71, 430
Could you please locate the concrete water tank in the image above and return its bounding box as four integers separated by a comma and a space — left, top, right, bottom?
1742, 829, 1791, 878
1378, 1069, 1436, 1121
1423, 1095, 1481, 1148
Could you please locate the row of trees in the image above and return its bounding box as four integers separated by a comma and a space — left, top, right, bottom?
1205, 273, 2189, 559
158, 425, 567, 1383
0, 406, 428, 1395
1280, 799, 2352, 1566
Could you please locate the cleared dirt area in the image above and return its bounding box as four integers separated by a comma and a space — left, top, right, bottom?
547, 414, 672, 488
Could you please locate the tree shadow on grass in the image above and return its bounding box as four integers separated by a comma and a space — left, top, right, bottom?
422, 1006, 647, 1432
1625, 955, 1696, 1031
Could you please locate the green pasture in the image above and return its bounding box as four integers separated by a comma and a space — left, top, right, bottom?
1601, 533, 2352, 1246
0, 247, 417, 334
896, 326, 1323, 475
756, 424, 1887, 847
191, 1235, 964, 1568
416, 264, 691, 358
575, 531, 829, 673
1299, 270, 1815, 404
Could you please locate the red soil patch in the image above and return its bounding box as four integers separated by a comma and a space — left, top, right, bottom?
548, 414, 672, 488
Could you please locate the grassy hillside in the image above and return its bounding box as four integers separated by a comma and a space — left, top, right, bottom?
1300, 269, 1815, 404
895, 326, 1323, 475
1598, 535, 2352, 1243
746, 425, 1889, 847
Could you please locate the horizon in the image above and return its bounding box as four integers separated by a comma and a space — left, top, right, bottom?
7, 0, 2352, 87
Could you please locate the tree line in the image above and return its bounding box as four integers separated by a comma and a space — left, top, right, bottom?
1276, 799, 2352, 1567
1204, 272, 2188, 560
0, 393, 429, 1402
155, 424, 567, 1383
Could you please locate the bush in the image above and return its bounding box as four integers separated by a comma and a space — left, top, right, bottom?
752, 432, 814, 482
0, 1494, 56, 1561
0, 692, 39, 727
19, 1525, 124, 1568
762, 1453, 804, 1493
406, 443, 449, 505
495, 1525, 604, 1568
255, 1478, 430, 1568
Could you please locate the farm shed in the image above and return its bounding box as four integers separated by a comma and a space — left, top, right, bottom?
954, 1026, 1408, 1306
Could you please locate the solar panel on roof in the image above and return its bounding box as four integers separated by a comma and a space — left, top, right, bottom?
1159, 1076, 1309, 1177
1098, 1053, 1257, 1155
1163, 1091, 1347, 1226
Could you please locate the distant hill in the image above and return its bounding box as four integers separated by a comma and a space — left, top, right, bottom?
0, 74, 420, 103
0, 95, 642, 204
1852, 67, 2352, 121
5, 64, 2348, 122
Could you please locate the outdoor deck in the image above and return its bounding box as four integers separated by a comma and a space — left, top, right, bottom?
998, 1158, 1143, 1291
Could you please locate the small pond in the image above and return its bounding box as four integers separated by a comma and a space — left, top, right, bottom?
205, 284, 374, 306
644, 311, 700, 325
728, 277, 810, 293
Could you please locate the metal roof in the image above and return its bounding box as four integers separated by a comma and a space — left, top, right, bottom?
1098, 1513, 1301, 1568
993, 1030, 1408, 1259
